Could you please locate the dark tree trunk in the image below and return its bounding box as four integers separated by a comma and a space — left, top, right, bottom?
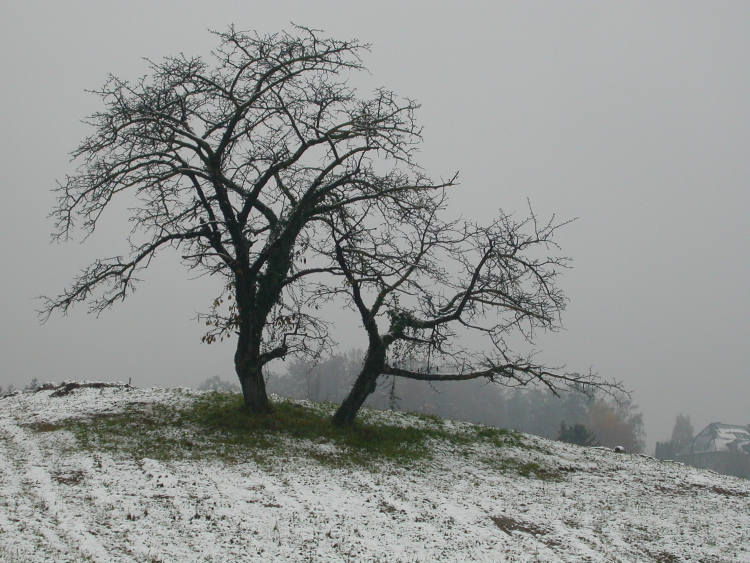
235, 347, 272, 413
231, 221, 300, 413
234, 295, 273, 413
332, 341, 387, 426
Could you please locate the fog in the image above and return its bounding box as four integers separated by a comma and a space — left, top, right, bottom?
1, 1, 748, 451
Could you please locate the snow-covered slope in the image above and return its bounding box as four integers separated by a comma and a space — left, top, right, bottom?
0, 384, 748, 562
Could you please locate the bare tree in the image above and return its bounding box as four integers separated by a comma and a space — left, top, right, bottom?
311, 195, 620, 426
41, 26, 452, 413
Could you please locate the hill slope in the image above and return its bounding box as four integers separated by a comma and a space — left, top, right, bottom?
0, 384, 748, 562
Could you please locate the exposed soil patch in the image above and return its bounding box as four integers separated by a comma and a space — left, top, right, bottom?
24, 421, 64, 432
48, 381, 129, 397
490, 515, 548, 537
51, 469, 85, 486
711, 485, 748, 498
647, 550, 681, 563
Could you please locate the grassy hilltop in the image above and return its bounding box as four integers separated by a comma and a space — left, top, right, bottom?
0, 384, 748, 562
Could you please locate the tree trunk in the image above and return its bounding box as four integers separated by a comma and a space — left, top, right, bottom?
232, 225, 299, 414
234, 318, 272, 413
332, 342, 386, 426
236, 362, 273, 414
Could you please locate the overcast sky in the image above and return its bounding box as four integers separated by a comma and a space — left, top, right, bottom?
1, 1, 748, 450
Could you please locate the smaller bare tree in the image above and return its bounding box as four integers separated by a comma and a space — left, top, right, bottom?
312, 197, 620, 426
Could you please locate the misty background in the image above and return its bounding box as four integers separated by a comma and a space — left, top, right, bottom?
1, 1, 748, 452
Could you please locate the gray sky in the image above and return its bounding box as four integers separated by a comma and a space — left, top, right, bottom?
1, 1, 748, 450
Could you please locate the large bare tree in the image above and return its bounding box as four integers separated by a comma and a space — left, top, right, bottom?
42, 26, 451, 413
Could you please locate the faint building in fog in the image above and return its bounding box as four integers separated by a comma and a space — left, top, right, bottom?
677, 423, 750, 479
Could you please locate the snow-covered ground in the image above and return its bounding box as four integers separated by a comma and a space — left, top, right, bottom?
0, 384, 748, 562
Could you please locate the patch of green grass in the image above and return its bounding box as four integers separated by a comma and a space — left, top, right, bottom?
471, 424, 525, 448
179, 393, 447, 466
42, 392, 537, 473
23, 421, 64, 432
60, 402, 189, 461
481, 456, 562, 480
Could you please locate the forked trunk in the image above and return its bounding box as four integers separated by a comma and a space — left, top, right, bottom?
332, 342, 386, 426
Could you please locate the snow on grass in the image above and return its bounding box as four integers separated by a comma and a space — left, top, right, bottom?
0, 383, 748, 562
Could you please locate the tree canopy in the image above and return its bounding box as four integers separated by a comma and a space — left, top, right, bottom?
43, 26, 451, 412
43, 25, 620, 423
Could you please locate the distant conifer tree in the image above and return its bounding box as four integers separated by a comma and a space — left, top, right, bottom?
23, 378, 39, 392
670, 413, 694, 452
558, 421, 599, 447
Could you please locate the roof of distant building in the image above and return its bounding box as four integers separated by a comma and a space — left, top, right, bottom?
679, 423, 750, 456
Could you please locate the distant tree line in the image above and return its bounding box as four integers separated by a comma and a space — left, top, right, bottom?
198, 375, 241, 393
0, 378, 40, 397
